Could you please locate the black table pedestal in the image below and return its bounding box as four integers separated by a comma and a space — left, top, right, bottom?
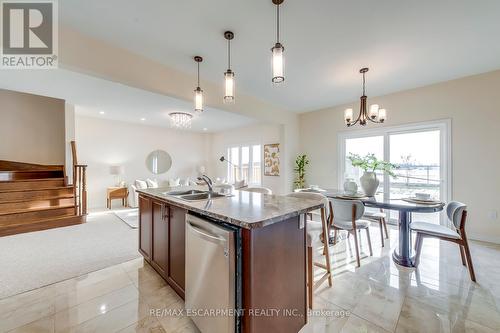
392, 211, 415, 268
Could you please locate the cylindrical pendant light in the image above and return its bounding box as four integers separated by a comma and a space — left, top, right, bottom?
194, 56, 203, 113
271, 0, 285, 84
224, 31, 235, 103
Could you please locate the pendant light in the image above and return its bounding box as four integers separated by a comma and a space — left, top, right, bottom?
223, 31, 235, 103
169, 112, 193, 129
271, 0, 285, 84
194, 56, 203, 113
344, 68, 387, 127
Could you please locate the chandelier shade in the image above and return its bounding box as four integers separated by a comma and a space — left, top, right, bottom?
344, 68, 387, 127
169, 112, 193, 129
194, 56, 203, 113
224, 31, 235, 103
271, 0, 285, 84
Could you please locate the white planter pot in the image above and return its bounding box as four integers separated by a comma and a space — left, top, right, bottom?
360, 172, 379, 196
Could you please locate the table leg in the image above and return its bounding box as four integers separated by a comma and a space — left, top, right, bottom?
392, 211, 415, 267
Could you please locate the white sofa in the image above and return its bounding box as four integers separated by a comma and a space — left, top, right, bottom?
129, 178, 196, 208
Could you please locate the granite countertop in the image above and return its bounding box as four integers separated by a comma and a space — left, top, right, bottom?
136, 187, 323, 229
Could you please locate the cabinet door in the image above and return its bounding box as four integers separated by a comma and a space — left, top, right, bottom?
152, 200, 169, 278
168, 205, 186, 297
138, 195, 152, 261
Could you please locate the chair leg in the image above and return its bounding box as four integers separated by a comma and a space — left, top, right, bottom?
307, 246, 313, 309
379, 220, 385, 247
462, 235, 476, 282
459, 245, 466, 266
366, 228, 373, 256
322, 232, 333, 287
382, 217, 389, 239
352, 230, 361, 267
414, 233, 423, 267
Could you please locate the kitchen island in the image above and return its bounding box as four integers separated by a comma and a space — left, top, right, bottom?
136, 187, 323, 333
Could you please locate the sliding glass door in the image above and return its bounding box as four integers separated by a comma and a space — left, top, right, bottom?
340, 120, 450, 224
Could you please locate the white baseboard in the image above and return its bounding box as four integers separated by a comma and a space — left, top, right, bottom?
468, 233, 500, 245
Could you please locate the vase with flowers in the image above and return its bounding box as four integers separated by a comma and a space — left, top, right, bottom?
347, 153, 397, 196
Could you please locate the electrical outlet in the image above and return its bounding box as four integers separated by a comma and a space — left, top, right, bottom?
488, 210, 498, 221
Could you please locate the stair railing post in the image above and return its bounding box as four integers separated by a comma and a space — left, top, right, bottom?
82, 166, 87, 215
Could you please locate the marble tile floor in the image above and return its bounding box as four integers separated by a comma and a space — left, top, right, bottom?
1, 224, 499, 333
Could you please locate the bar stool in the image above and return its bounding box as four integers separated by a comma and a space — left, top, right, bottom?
240, 187, 272, 195
287, 192, 332, 309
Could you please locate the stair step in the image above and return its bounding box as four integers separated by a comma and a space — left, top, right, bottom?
0, 205, 75, 226
0, 187, 73, 201
0, 170, 64, 181
0, 214, 85, 237
0, 196, 75, 211
0, 178, 65, 191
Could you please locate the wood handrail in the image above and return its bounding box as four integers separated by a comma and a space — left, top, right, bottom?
70, 141, 87, 216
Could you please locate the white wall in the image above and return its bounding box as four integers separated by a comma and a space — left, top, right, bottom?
299, 70, 500, 243
75, 115, 209, 209
64, 103, 76, 181
0, 89, 66, 164
209, 123, 285, 194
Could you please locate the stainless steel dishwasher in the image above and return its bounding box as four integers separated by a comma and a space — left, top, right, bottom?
185, 213, 237, 333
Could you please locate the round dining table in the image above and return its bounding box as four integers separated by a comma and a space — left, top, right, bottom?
322, 189, 445, 268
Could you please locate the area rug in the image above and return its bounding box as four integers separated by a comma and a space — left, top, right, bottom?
0, 212, 140, 299
114, 208, 139, 229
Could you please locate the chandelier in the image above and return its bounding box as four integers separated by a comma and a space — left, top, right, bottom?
194, 56, 203, 113
344, 68, 387, 127
271, 0, 285, 83
223, 31, 235, 103
169, 112, 193, 129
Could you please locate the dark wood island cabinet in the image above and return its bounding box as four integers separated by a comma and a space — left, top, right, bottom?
139, 195, 186, 297
137, 188, 323, 333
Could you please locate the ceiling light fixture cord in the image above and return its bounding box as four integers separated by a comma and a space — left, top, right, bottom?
228, 39, 231, 69
363, 71, 366, 96
197, 62, 200, 87
276, 4, 280, 42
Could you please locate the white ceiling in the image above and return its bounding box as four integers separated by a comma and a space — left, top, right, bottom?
0, 69, 258, 132
59, 0, 500, 112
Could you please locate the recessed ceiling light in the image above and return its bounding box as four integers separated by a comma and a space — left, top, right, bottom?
140, 118, 146, 121
99, 111, 105, 115
203, 128, 208, 131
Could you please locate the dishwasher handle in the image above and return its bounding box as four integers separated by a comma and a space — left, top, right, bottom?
187, 221, 227, 245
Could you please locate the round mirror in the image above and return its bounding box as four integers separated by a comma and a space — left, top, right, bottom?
146, 150, 172, 174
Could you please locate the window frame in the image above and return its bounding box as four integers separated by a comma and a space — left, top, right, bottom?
338, 119, 452, 219
226, 143, 262, 185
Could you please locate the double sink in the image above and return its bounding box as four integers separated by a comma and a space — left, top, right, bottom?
163, 189, 230, 201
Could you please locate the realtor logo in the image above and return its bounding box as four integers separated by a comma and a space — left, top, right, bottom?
1, 0, 58, 69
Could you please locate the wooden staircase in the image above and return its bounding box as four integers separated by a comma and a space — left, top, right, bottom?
0, 144, 87, 236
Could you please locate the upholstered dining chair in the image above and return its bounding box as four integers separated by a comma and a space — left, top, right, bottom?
330, 198, 373, 267
241, 187, 273, 195
411, 201, 476, 282
287, 192, 332, 309
363, 208, 389, 247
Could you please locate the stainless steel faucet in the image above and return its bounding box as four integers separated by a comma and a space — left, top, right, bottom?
197, 175, 214, 193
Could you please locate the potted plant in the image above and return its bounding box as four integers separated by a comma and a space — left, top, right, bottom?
294, 154, 309, 189
347, 153, 397, 196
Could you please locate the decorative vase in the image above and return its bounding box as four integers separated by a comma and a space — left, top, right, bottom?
343, 178, 358, 194
360, 171, 379, 196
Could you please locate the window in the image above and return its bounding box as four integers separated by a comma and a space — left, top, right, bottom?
227, 144, 262, 185
339, 120, 451, 225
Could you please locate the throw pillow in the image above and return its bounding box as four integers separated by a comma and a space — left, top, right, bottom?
135, 179, 148, 189
146, 179, 159, 188
169, 178, 180, 187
